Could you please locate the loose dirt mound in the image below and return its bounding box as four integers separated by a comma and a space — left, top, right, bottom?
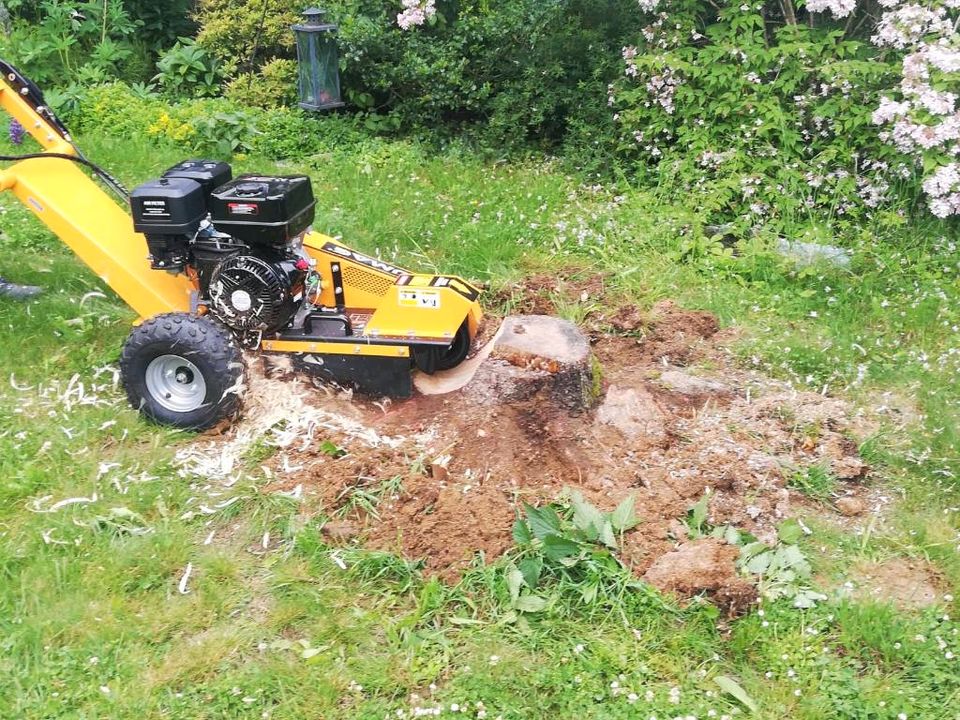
231, 280, 872, 603
643, 539, 757, 614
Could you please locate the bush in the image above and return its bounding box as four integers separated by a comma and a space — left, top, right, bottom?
58, 82, 380, 160
193, 0, 645, 149
610, 3, 920, 232
0, 0, 194, 86
154, 39, 223, 98
225, 58, 299, 109
63, 83, 264, 156
248, 107, 371, 158
195, 0, 302, 109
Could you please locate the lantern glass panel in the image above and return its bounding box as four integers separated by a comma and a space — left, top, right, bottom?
296, 33, 320, 108
315, 35, 342, 108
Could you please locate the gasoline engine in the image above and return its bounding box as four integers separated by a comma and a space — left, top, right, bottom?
130, 160, 317, 342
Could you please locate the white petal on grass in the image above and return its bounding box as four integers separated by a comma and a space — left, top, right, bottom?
178, 563, 193, 594
45, 494, 99, 512
41, 528, 70, 545
9, 373, 33, 392
203, 530, 216, 545
276, 484, 303, 500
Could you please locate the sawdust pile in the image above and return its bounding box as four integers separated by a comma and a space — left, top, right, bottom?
223, 277, 874, 608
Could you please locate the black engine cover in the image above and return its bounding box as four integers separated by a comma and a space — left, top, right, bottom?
209, 255, 299, 333
209, 175, 315, 248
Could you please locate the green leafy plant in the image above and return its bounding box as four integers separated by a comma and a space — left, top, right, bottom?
154, 38, 222, 97
507, 491, 646, 614
0, 0, 148, 85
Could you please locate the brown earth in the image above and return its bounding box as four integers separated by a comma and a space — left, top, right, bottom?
848, 559, 944, 610
206, 272, 875, 610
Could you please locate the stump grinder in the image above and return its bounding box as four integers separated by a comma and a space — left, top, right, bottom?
0, 60, 483, 429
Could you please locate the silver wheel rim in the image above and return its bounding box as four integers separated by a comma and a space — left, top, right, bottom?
145, 355, 207, 413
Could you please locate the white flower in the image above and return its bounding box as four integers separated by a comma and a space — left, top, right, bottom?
872, 96, 911, 124
806, 0, 856, 18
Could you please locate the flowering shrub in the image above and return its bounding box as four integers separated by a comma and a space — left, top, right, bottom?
396, 0, 437, 29
611, 0, 960, 224
867, 1, 960, 217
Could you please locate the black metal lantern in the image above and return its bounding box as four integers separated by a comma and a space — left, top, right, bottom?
292, 8, 344, 111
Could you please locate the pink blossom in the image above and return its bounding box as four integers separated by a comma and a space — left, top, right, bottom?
397, 0, 436, 30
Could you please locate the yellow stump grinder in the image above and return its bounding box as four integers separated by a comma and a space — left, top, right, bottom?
0, 60, 483, 429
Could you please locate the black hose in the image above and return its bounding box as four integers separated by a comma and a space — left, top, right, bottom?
0, 152, 129, 198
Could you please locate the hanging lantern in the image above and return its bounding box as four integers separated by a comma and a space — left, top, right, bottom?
292, 7, 344, 111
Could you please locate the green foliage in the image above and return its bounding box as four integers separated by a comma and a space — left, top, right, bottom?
60, 83, 264, 156
507, 492, 653, 615
195, 0, 301, 77
225, 58, 298, 109
194, 0, 302, 108
0, 0, 193, 85
191, 0, 646, 150
612, 6, 914, 233
154, 38, 223, 98
332, 0, 646, 152
789, 464, 839, 502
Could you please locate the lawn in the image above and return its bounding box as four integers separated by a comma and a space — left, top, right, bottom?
1, 131, 959, 719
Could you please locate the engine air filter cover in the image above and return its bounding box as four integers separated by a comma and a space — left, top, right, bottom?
162, 159, 233, 200
209, 255, 297, 333
130, 177, 206, 235
209, 174, 316, 247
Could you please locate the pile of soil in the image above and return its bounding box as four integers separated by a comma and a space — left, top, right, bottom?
239, 274, 872, 608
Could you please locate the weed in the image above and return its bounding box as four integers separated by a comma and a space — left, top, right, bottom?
335, 475, 405, 520
789, 465, 838, 503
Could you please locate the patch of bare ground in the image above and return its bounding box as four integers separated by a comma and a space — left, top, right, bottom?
188, 271, 880, 611
846, 558, 944, 610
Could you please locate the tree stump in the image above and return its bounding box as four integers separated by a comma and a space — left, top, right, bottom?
418, 315, 599, 413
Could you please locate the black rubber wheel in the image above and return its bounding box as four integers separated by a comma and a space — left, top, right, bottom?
413, 322, 472, 375
435, 321, 472, 371
120, 312, 245, 430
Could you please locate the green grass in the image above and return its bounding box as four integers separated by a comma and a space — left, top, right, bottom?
2, 130, 960, 718
788, 465, 839, 503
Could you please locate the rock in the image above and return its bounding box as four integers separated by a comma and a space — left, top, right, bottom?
833, 456, 867, 480
430, 462, 450, 483
667, 519, 689, 541
835, 496, 866, 517
321, 520, 359, 541
465, 315, 598, 411
658, 370, 731, 397
608, 304, 644, 334
596, 385, 667, 445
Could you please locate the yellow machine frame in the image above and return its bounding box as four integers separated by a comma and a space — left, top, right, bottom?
1, 72, 482, 367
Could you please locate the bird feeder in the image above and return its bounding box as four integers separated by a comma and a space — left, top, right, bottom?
292, 7, 344, 111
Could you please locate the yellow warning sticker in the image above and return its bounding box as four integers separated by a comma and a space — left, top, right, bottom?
398, 289, 441, 309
